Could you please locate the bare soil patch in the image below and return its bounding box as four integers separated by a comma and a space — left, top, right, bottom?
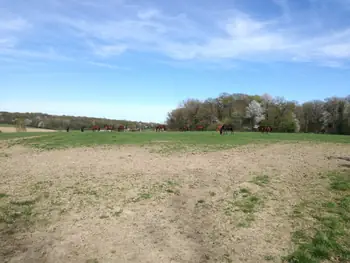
1, 143, 350, 263
0, 127, 57, 133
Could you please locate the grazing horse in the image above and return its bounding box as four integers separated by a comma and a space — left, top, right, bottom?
180, 125, 189, 132
81, 127, 85, 132
155, 125, 166, 132
66, 127, 70, 132
92, 125, 100, 132
196, 125, 204, 131
220, 124, 234, 135
104, 125, 114, 131
117, 125, 125, 132
258, 125, 272, 134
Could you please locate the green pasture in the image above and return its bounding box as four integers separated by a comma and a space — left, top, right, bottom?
1, 131, 349, 151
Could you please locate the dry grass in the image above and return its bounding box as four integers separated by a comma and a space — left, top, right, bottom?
1, 142, 350, 263
0, 127, 57, 133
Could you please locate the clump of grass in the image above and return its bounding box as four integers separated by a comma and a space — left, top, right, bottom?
284, 170, 350, 263
235, 195, 261, 213
0, 193, 9, 199
132, 180, 181, 202
0, 198, 38, 230
264, 255, 275, 261
329, 171, 350, 191
251, 175, 270, 186
225, 188, 263, 227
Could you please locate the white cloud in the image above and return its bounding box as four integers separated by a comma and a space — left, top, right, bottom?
2, 1, 350, 67
87, 61, 128, 70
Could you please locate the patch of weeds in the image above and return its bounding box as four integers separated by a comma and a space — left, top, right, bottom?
10, 199, 37, 206
224, 188, 263, 227
251, 175, 270, 186
166, 180, 179, 186
235, 195, 261, 213
292, 230, 309, 244
86, 259, 99, 263
0, 152, 10, 157
132, 192, 152, 202
133, 180, 181, 202
0, 193, 9, 199
0, 198, 38, 228
237, 213, 255, 228
139, 193, 152, 200
284, 170, 350, 263
209, 191, 216, 197
239, 188, 251, 194
291, 201, 312, 219
329, 171, 350, 191
73, 188, 99, 197
264, 255, 275, 261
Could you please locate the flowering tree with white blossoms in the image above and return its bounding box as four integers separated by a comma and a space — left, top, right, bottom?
245, 100, 265, 128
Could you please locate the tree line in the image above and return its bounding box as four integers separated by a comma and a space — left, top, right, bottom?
166, 93, 350, 134
0, 112, 158, 130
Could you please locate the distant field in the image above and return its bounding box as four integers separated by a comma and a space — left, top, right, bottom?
0, 125, 57, 133
1, 130, 349, 150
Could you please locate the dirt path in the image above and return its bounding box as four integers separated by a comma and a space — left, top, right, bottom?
1, 143, 350, 263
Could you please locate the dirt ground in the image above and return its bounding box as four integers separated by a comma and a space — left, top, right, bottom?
0, 127, 57, 133
1, 142, 350, 263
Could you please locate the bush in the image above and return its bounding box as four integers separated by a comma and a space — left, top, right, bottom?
278, 120, 297, 132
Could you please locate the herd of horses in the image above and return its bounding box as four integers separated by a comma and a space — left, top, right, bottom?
66, 124, 273, 134
154, 124, 272, 134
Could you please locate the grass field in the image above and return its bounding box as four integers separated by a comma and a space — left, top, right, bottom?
1, 131, 350, 263
1, 131, 349, 150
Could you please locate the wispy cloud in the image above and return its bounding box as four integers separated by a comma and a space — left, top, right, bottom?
1, 0, 350, 68
88, 61, 128, 70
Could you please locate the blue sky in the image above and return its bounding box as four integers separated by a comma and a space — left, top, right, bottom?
1, 0, 350, 123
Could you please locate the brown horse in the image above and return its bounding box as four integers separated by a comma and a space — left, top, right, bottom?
104, 125, 114, 131
92, 125, 100, 132
196, 125, 204, 131
258, 126, 272, 134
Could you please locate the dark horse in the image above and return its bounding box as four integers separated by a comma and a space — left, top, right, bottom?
220, 124, 234, 135
155, 125, 166, 132
66, 127, 70, 132
81, 127, 85, 132
117, 125, 125, 132
258, 125, 272, 134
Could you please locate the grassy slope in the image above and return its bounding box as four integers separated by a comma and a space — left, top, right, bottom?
1, 131, 349, 150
